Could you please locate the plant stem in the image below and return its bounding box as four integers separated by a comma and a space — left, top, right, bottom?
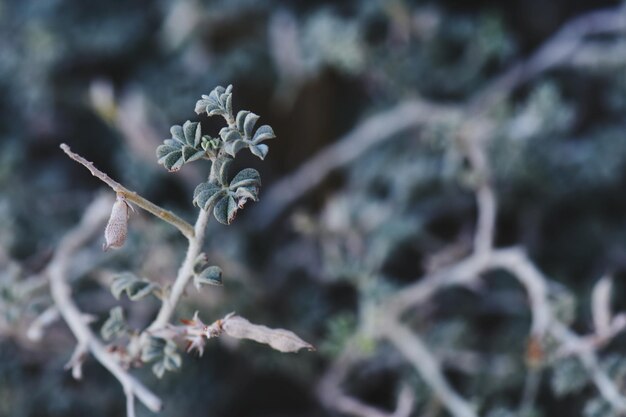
147, 206, 211, 331
60, 143, 195, 240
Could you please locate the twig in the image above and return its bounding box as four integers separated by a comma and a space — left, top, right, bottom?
147, 207, 211, 331
318, 346, 415, 417
253, 100, 462, 228
47, 194, 162, 413
26, 305, 60, 342
60, 143, 195, 240
381, 320, 478, 417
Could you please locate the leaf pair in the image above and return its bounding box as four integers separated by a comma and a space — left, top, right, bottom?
194, 85, 233, 118
110, 272, 159, 301
156, 121, 207, 171
220, 111, 276, 159
141, 337, 181, 379
193, 168, 261, 225
193, 254, 223, 289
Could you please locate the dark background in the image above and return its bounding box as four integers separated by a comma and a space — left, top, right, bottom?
1, 0, 625, 416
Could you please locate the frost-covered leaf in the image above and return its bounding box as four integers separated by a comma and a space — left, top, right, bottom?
110, 273, 157, 301
194, 266, 223, 289
142, 337, 181, 378
213, 195, 238, 225
236, 110, 250, 133
193, 182, 226, 210
243, 112, 259, 138
217, 158, 233, 186
157, 121, 206, 171
195, 85, 233, 119
221, 315, 314, 353
249, 144, 269, 160
230, 168, 261, 189
100, 306, 127, 341
252, 125, 275, 144
223, 139, 247, 157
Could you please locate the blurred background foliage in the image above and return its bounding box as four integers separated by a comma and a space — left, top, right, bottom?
0, 0, 626, 416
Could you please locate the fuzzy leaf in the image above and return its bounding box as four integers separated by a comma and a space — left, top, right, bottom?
223, 139, 247, 157
182, 121, 200, 147
182, 146, 203, 162
193, 182, 225, 210
159, 150, 185, 171
236, 110, 250, 133
230, 168, 261, 189
249, 144, 269, 160
110, 273, 157, 301
222, 315, 314, 353
243, 112, 260, 138
100, 307, 127, 341
194, 266, 223, 289
170, 125, 185, 143
220, 127, 242, 143
252, 125, 276, 144
213, 195, 238, 225
141, 337, 166, 362
217, 158, 233, 186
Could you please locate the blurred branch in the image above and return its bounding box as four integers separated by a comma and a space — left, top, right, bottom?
318, 346, 415, 417
60, 144, 195, 239
381, 321, 478, 417
47, 194, 162, 414
257, 4, 626, 230
254, 100, 462, 228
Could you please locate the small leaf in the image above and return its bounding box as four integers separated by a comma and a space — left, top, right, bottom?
213, 195, 237, 225
223, 139, 247, 157
161, 151, 185, 171
110, 273, 139, 299
236, 110, 250, 133
252, 125, 276, 144
156, 144, 180, 160
100, 306, 127, 341
110, 273, 157, 301
152, 361, 166, 379
243, 112, 260, 138
170, 125, 185, 143
230, 168, 261, 189
194, 266, 223, 289
182, 121, 199, 147
193, 182, 225, 210
217, 158, 233, 186
126, 280, 157, 301
141, 337, 166, 362
220, 127, 242, 143
249, 144, 269, 160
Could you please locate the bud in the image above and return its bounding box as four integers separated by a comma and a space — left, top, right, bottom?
103, 194, 131, 251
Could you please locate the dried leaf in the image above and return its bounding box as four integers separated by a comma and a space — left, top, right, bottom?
221, 315, 314, 353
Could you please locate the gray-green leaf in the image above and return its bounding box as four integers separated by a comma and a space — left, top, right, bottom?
194, 266, 223, 289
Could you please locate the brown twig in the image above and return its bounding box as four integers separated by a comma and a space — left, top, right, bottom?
60, 143, 195, 239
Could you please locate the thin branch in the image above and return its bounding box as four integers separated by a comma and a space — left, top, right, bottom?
318, 346, 415, 417
60, 143, 195, 240
47, 194, 162, 413
147, 207, 211, 331
551, 322, 626, 412
253, 100, 462, 228
381, 320, 478, 417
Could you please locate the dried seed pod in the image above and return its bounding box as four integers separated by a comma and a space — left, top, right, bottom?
103, 194, 131, 251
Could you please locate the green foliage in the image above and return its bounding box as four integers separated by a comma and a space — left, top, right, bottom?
100, 307, 128, 341
193, 167, 261, 224
110, 272, 159, 301
141, 337, 182, 379
156, 121, 206, 172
